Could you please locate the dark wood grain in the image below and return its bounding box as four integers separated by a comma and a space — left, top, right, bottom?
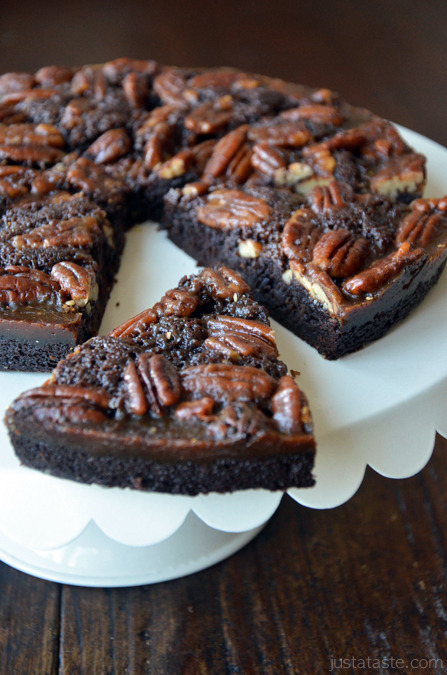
0, 2, 447, 673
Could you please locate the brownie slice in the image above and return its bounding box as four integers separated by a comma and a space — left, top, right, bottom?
163, 182, 447, 359
5, 266, 316, 495
0, 191, 121, 370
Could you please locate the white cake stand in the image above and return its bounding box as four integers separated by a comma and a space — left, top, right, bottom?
0, 126, 446, 586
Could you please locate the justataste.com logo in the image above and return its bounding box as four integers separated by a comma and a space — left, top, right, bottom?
330, 656, 444, 671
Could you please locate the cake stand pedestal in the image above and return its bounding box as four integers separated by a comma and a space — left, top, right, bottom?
0, 512, 264, 587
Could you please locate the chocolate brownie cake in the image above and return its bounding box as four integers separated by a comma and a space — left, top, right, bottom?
0, 58, 446, 366
5, 266, 316, 494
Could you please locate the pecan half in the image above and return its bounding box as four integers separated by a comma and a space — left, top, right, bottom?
51, 261, 98, 307
181, 363, 274, 403
280, 103, 344, 127
203, 125, 248, 179
154, 288, 199, 319
197, 189, 271, 230
137, 353, 181, 415
199, 266, 250, 299
0, 123, 65, 148
248, 121, 312, 148
174, 397, 215, 420
184, 101, 233, 135
343, 241, 425, 296
86, 128, 131, 164
308, 180, 347, 213
121, 72, 150, 108
225, 142, 253, 184
70, 66, 107, 99
187, 70, 239, 90
34, 65, 74, 86
66, 158, 125, 196
123, 360, 149, 416
20, 384, 111, 410
109, 308, 158, 338
395, 205, 447, 249
153, 69, 187, 104
123, 354, 182, 417
0, 72, 35, 96
142, 121, 175, 169
205, 315, 278, 358
281, 209, 322, 262
251, 142, 286, 176
11, 215, 101, 249
312, 229, 370, 279
0, 266, 60, 306
271, 375, 307, 434
0, 145, 64, 167
290, 261, 345, 314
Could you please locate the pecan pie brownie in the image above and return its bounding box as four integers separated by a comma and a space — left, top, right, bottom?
0, 57, 445, 366
5, 266, 316, 494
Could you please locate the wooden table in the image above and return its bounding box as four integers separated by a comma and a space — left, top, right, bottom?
1, 2, 447, 672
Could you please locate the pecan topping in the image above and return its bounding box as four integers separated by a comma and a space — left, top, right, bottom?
122, 72, 150, 108
0, 88, 55, 106
225, 143, 253, 184
142, 121, 175, 169
123, 354, 181, 417
109, 308, 158, 338
197, 189, 270, 230
281, 209, 322, 262
0, 72, 35, 96
11, 215, 101, 249
271, 375, 306, 434
238, 239, 263, 259
187, 70, 239, 90
205, 315, 278, 358
290, 261, 345, 314
248, 121, 312, 148
34, 65, 74, 86
20, 384, 111, 410
274, 161, 313, 187
312, 229, 370, 279
343, 242, 425, 296
0, 266, 60, 307
102, 58, 158, 82
70, 66, 107, 98
86, 128, 131, 164
251, 142, 286, 176
0, 123, 65, 148
66, 158, 125, 195
199, 266, 250, 299
51, 262, 98, 307
203, 126, 248, 179
370, 154, 426, 199
308, 180, 347, 213
123, 360, 149, 416
140, 354, 181, 406
181, 363, 275, 403
156, 288, 199, 318
153, 69, 187, 104
302, 144, 336, 175
157, 149, 194, 179
0, 145, 64, 167
184, 101, 233, 135
281, 103, 344, 127
396, 203, 447, 248
174, 397, 215, 420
